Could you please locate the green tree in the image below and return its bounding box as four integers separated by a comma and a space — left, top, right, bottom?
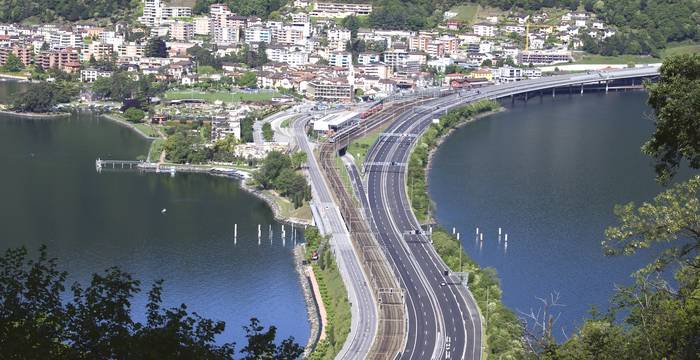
240, 318, 303, 359
124, 107, 146, 123
0, 246, 238, 359
146, 37, 168, 58
262, 122, 274, 141
643, 54, 700, 182
290, 151, 307, 170
11, 82, 77, 113
253, 151, 291, 189
236, 71, 257, 88
2, 52, 24, 72
342, 15, 360, 39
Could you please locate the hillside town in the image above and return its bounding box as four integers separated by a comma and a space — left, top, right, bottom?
0, 0, 622, 158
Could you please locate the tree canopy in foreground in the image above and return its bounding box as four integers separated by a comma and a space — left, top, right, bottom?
0, 246, 303, 359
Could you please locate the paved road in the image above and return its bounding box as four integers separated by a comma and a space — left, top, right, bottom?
291, 115, 378, 360
356, 66, 661, 359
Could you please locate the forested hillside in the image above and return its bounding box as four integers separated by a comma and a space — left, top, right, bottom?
193, 0, 287, 17
581, 0, 699, 56
368, 0, 699, 55
0, 0, 137, 22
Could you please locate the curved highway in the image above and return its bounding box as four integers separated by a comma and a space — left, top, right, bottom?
356, 66, 660, 359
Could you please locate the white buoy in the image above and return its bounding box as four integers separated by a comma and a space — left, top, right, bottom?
498, 227, 502, 235
479, 233, 483, 242
505, 233, 508, 242
476, 227, 479, 234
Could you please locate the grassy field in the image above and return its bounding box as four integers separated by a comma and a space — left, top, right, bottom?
573, 53, 660, 65
573, 42, 700, 65
262, 189, 313, 223
450, 4, 480, 24
133, 123, 160, 138
346, 122, 390, 169
147, 138, 165, 162
661, 42, 700, 57
196, 65, 220, 75
164, 90, 279, 103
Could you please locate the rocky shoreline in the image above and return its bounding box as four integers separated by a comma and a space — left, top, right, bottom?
293, 246, 322, 357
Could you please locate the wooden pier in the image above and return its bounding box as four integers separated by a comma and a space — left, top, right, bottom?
95, 158, 249, 179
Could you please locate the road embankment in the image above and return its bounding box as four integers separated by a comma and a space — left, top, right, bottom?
302, 227, 352, 360
405, 100, 527, 359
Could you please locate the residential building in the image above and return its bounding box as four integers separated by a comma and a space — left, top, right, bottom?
517, 49, 572, 65
82, 41, 113, 61
307, 78, 353, 103
473, 23, 497, 37
139, 0, 192, 27
327, 28, 351, 51
169, 21, 194, 41
328, 51, 351, 68
245, 27, 272, 44
311, 2, 372, 18
0, 44, 32, 67
194, 16, 211, 35
81, 68, 112, 82
37, 47, 81, 72
357, 52, 381, 65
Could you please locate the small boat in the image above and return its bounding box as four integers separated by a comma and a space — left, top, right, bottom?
161, 208, 167, 214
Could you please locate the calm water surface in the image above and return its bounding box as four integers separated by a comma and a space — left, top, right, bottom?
428, 92, 689, 338
0, 101, 309, 346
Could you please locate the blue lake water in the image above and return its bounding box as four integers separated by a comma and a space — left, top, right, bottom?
428, 91, 690, 338
0, 109, 309, 346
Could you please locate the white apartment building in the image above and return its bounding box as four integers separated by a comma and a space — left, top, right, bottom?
81, 68, 112, 83
245, 27, 272, 44
357, 52, 380, 65
328, 51, 351, 68
327, 28, 351, 51
49, 30, 81, 49
473, 23, 497, 37
139, 0, 192, 27
311, 2, 372, 18
272, 26, 306, 45
194, 16, 210, 36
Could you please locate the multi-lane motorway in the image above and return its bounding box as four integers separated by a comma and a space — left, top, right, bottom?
347, 66, 661, 359
282, 66, 661, 360
362, 92, 483, 360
